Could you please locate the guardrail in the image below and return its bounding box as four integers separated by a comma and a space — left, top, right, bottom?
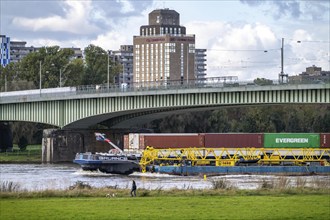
0, 77, 328, 101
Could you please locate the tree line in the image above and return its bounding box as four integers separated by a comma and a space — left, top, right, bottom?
0, 44, 122, 91
148, 105, 330, 133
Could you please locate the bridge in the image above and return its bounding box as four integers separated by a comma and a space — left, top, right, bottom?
0, 80, 329, 129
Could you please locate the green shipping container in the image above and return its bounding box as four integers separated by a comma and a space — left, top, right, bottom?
264, 133, 320, 148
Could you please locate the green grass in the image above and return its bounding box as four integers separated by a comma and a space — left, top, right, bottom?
0, 145, 41, 163
1, 195, 329, 220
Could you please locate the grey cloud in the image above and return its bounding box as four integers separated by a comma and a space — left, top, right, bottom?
1, 1, 64, 18
240, 0, 263, 7
240, 0, 329, 21
303, 1, 330, 21
1, 0, 154, 44
272, 1, 301, 19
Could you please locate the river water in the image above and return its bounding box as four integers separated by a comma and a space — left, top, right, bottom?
0, 163, 329, 191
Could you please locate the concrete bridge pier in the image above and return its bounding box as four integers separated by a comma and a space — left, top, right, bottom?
42, 129, 85, 163
41, 129, 128, 163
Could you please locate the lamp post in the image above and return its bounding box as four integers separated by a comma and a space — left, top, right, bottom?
107, 50, 111, 90
4, 74, 7, 92
187, 45, 189, 85
60, 68, 62, 87
39, 60, 42, 94
279, 38, 288, 84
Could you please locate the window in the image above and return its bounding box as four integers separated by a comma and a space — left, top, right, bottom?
189, 44, 195, 53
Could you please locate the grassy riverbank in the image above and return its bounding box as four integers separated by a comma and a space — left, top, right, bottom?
1, 179, 329, 219
0, 145, 41, 163
1, 193, 329, 220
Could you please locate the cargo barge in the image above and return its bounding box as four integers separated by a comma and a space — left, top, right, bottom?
154, 165, 330, 176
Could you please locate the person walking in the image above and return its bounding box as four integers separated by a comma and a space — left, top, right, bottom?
131, 180, 137, 197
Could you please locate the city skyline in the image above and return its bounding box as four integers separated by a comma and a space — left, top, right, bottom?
1, 0, 329, 81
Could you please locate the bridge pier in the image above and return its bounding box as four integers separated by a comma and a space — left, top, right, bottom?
41, 129, 129, 163
42, 129, 85, 163
0, 122, 13, 152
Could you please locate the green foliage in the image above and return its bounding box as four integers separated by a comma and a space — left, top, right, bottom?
254, 77, 273, 85
150, 104, 330, 133
82, 44, 122, 86
0, 145, 41, 162
18, 136, 28, 151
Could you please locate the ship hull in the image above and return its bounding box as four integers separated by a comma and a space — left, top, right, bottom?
74, 153, 140, 175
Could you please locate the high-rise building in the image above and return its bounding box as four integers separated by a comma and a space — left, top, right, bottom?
195, 49, 207, 83
111, 45, 134, 86
133, 9, 196, 85
10, 40, 37, 63
63, 47, 83, 60
0, 35, 10, 67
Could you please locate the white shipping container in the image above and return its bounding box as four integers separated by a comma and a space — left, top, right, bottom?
128, 133, 140, 150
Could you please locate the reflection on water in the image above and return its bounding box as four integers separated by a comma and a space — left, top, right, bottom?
0, 163, 329, 191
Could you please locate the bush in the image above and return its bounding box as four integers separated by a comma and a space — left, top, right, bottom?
210, 178, 232, 190
69, 181, 92, 190
18, 136, 28, 151
259, 179, 274, 189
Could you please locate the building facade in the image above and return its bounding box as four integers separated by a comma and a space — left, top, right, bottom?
133, 9, 196, 85
289, 65, 330, 83
0, 35, 10, 67
10, 40, 37, 63
111, 45, 134, 86
195, 49, 207, 83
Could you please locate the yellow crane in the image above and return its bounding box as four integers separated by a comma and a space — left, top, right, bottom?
139, 147, 330, 173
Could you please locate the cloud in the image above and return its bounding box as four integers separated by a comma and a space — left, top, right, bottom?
12, 0, 99, 35
240, 0, 329, 21
187, 21, 280, 80
117, 0, 135, 13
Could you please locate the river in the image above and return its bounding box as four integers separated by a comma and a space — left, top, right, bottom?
0, 163, 329, 191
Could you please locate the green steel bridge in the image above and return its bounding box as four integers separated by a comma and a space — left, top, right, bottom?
1, 80, 329, 129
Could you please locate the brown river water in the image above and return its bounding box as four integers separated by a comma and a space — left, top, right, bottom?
1, 163, 329, 191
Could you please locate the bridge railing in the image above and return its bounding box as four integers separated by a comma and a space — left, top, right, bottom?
75, 77, 328, 95
0, 77, 329, 102
75, 77, 246, 94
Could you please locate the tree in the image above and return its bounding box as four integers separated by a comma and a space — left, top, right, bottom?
208, 109, 230, 132
82, 44, 122, 86
18, 136, 28, 151
0, 62, 30, 91
18, 46, 75, 89
254, 78, 273, 86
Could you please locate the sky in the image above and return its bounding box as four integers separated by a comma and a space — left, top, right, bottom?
1, 0, 329, 81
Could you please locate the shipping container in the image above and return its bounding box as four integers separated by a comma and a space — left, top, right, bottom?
204, 133, 263, 148
320, 133, 330, 148
263, 133, 320, 148
123, 135, 129, 149
128, 133, 140, 150
139, 133, 205, 149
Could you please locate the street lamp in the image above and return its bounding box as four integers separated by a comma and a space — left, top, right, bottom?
39, 60, 42, 94
279, 38, 288, 84
60, 68, 62, 87
107, 51, 110, 89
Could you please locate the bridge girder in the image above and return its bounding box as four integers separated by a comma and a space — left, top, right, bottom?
1, 84, 329, 128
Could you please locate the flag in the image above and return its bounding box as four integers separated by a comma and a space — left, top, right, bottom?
95, 133, 111, 143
